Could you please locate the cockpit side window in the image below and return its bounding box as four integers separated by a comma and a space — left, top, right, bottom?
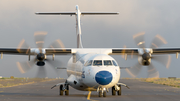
93, 60, 102, 66
104, 60, 112, 66
112, 60, 118, 66
84, 60, 93, 66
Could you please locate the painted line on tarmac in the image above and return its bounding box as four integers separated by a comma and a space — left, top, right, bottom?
87, 91, 99, 101
87, 91, 91, 100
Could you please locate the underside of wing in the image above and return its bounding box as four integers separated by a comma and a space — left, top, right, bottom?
35, 12, 76, 15
0, 48, 30, 55
45, 48, 72, 55
81, 12, 119, 15
110, 48, 139, 55
152, 48, 180, 54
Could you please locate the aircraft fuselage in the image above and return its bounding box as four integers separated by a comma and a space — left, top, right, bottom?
66, 51, 120, 91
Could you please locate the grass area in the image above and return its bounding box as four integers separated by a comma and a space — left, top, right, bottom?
140, 78, 180, 88
0, 77, 56, 88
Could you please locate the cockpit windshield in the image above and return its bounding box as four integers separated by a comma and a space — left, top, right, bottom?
104, 60, 112, 66
84, 60, 93, 66
93, 60, 102, 66
112, 60, 118, 66
84, 60, 118, 67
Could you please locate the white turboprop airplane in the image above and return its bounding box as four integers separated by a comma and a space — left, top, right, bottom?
0, 5, 179, 97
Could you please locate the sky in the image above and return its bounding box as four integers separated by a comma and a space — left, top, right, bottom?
0, 0, 180, 78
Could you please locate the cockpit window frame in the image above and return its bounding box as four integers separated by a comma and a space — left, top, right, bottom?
104, 60, 113, 66
93, 60, 103, 66
84, 60, 93, 66
84, 59, 118, 67
112, 60, 118, 66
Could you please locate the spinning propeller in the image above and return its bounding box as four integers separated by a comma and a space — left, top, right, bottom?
126, 32, 171, 78
16, 32, 65, 78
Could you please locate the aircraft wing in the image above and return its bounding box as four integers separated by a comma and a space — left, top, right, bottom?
0, 48, 30, 55
0, 48, 180, 55
45, 48, 72, 55
45, 48, 139, 55
0, 48, 71, 55
81, 12, 119, 15
111, 48, 180, 55
35, 12, 76, 15
152, 48, 180, 54
111, 48, 139, 55
45, 48, 180, 55
35, 12, 119, 15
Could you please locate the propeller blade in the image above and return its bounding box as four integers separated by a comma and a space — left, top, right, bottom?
16, 59, 35, 73
129, 52, 138, 59
46, 59, 64, 68
17, 39, 31, 53
150, 34, 167, 49
133, 32, 146, 48
46, 59, 64, 74
34, 31, 47, 53
152, 55, 171, 69
147, 64, 159, 78
126, 62, 142, 78
121, 45, 127, 59
47, 39, 66, 76
36, 66, 47, 78
49, 39, 65, 48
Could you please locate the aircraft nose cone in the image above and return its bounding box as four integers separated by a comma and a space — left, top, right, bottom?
95, 71, 113, 85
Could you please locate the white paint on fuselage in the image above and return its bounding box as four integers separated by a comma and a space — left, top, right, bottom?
66, 50, 120, 91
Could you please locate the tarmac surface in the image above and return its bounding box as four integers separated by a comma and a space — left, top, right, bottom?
0, 79, 180, 101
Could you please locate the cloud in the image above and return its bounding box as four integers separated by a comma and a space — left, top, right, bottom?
0, 0, 180, 78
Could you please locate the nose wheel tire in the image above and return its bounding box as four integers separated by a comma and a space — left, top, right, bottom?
99, 91, 107, 97
112, 86, 116, 95
99, 91, 103, 97
59, 85, 63, 95
103, 92, 106, 97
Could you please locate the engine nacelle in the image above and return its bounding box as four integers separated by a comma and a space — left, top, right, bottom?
138, 56, 151, 66
30, 48, 46, 54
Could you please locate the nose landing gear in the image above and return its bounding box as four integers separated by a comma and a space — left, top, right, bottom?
97, 87, 108, 97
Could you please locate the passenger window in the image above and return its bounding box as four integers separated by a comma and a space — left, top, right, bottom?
112, 60, 118, 66
104, 60, 112, 66
93, 60, 102, 66
84, 60, 93, 66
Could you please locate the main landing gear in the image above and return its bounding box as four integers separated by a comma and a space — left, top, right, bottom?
112, 85, 121, 96
59, 84, 69, 96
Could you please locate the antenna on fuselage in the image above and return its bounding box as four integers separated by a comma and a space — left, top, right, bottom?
35, 5, 119, 48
